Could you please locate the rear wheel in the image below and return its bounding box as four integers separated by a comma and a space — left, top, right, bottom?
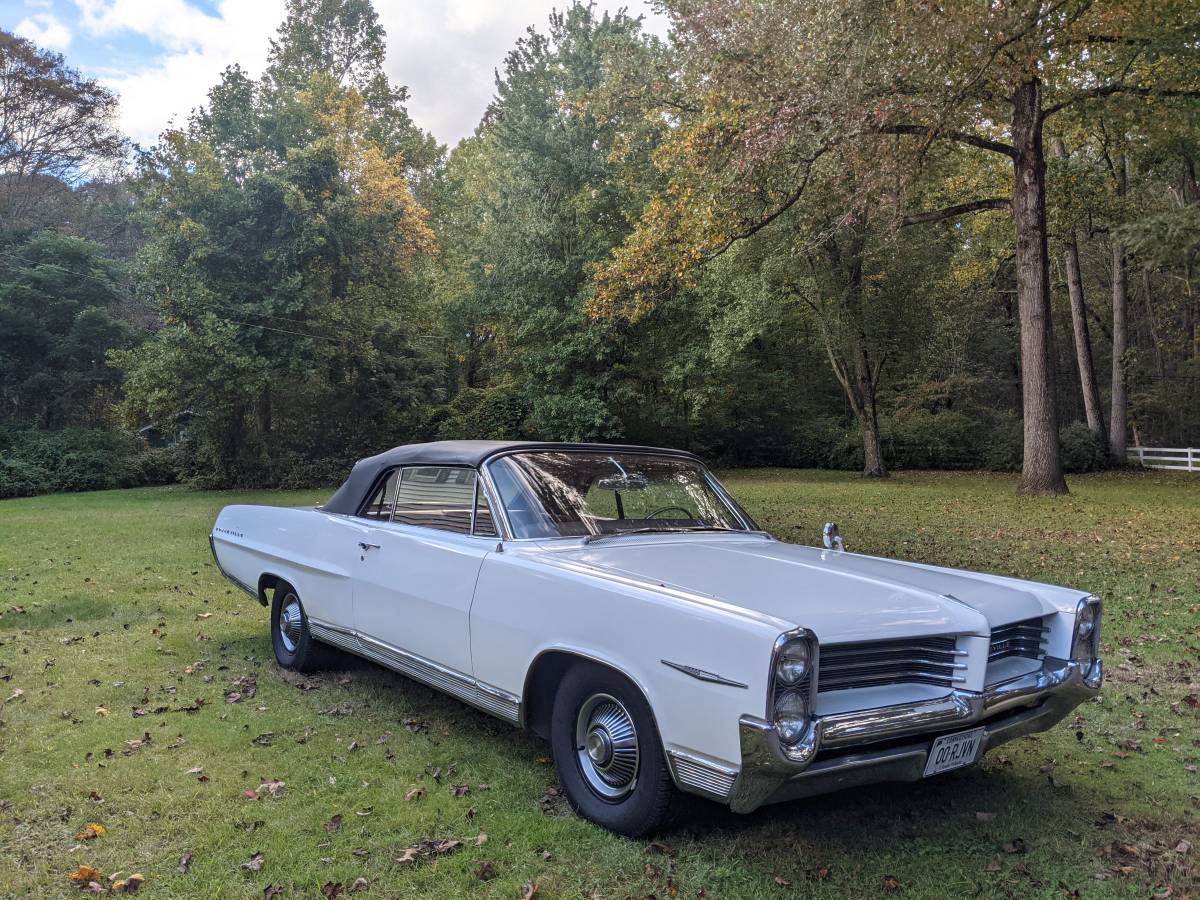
550, 662, 674, 837
269, 584, 335, 672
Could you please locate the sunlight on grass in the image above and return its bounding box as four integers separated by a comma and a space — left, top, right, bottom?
1, 472, 1197, 897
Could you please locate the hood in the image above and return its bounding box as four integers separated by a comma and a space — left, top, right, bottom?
544, 535, 1076, 644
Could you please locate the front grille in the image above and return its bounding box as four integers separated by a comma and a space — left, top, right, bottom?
817, 635, 965, 692
988, 616, 1048, 662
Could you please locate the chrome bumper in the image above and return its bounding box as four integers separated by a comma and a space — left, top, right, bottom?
728, 656, 1102, 813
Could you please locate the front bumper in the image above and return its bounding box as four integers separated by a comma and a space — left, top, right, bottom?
728, 656, 1102, 813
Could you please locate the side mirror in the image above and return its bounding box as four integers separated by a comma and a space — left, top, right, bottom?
822, 522, 846, 551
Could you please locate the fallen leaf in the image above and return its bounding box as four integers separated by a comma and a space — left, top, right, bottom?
321, 882, 343, 898
476, 860, 497, 881
520, 881, 538, 899
6, 688, 25, 702
243, 790, 259, 801
404, 787, 425, 802
68, 865, 103, 883
263, 886, 283, 899
395, 839, 463, 865
1176, 839, 1193, 854
450, 784, 470, 797
241, 852, 264, 872
1003, 838, 1027, 855
474, 831, 488, 846
95, 707, 109, 717
76, 823, 107, 840
257, 780, 285, 799
350, 877, 369, 892
325, 814, 343, 833
773, 874, 790, 886
882, 874, 901, 892
179, 851, 193, 874
112, 873, 144, 894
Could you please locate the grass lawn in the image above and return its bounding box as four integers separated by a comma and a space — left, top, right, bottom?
1, 469, 1198, 898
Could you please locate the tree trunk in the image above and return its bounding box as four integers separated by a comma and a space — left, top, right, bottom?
1011, 79, 1068, 495
1109, 155, 1129, 466
1051, 137, 1105, 443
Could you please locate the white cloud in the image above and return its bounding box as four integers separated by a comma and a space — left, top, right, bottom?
15, 12, 73, 50
73, 0, 286, 147
66, 0, 670, 149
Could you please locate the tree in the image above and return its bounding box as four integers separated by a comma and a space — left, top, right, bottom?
0, 31, 126, 226
0, 231, 131, 427
431, 6, 660, 442
114, 2, 441, 485
596, 0, 1200, 493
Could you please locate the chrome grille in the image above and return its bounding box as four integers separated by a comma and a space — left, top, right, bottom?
817, 635, 965, 692
989, 616, 1048, 662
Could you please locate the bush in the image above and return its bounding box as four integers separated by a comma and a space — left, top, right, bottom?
1058, 421, 1108, 473
0, 427, 181, 499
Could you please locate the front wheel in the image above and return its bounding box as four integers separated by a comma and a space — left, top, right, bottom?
550, 662, 674, 837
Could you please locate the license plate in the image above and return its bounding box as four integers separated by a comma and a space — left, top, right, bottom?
924, 727, 985, 777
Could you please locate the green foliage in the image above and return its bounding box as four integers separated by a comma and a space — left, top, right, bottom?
0, 426, 176, 498
0, 231, 132, 429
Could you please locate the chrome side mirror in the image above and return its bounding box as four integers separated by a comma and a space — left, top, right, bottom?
822, 522, 845, 551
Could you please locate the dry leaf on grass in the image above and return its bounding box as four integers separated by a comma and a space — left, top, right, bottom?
520, 880, 538, 899
350, 877, 369, 892
179, 851, 193, 874
240, 852, 264, 872
325, 814, 343, 833
321, 882, 343, 898
257, 780, 285, 799
395, 839, 463, 865
95, 707, 109, 717
68, 865, 103, 883
404, 787, 425, 802
111, 873, 144, 894
75, 823, 107, 840
476, 860, 497, 881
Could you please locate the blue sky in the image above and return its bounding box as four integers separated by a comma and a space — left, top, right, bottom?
3, 0, 669, 148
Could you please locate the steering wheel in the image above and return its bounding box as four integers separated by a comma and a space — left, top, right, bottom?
645, 506, 693, 520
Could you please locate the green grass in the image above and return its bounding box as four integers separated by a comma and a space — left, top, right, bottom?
1, 470, 1198, 898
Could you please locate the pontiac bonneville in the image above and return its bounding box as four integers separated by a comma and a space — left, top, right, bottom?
210, 441, 1103, 836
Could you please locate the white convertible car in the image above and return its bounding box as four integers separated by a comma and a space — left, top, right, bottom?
210, 441, 1103, 835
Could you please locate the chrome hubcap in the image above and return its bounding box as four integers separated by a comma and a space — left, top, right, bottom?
278, 593, 302, 654
575, 693, 639, 799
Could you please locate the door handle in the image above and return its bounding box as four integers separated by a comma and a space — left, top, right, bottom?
358, 541, 380, 551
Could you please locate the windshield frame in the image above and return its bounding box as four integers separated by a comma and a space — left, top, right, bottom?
479, 448, 759, 542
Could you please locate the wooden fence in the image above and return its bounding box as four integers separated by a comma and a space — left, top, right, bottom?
1127, 447, 1198, 472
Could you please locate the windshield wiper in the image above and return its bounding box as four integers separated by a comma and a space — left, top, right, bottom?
581, 526, 741, 545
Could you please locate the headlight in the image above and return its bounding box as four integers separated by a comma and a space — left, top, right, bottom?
1072, 597, 1101, 659
774, 690, 809, 744
776, 639, 812, 685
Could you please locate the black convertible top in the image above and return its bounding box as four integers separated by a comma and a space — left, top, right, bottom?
321, 440, 701, 515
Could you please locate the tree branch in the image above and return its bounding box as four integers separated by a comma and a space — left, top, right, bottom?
901, 197, 1011, 226
1044, 84, 1200, 118
880, 123, 1017, 158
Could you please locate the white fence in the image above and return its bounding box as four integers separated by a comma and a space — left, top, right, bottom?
1128, 446, 1198, 472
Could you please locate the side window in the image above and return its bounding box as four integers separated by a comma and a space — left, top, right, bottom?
392, 467, 476, 535
359, 469, 399, 519
474, 485, 498, 537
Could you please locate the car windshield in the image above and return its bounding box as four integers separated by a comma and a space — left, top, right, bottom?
486, 451, 750, 540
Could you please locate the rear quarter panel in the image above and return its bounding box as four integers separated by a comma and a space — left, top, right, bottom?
211, 505, 364, 627
470, 547, 788, 768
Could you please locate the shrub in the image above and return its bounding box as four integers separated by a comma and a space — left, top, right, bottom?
0, 427, 180, 499
1058, 421, 1108, 473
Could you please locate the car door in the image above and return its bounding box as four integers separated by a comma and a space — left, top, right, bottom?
351, 465, 497, 678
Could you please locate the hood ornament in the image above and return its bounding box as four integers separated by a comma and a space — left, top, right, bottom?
822, 522, 846, 551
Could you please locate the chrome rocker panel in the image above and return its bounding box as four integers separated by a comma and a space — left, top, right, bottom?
728, 656, 1102, 813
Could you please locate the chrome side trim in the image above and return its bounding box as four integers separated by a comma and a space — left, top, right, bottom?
660, 659, 748, 689
306, 619, 521, 725
209, 534, 260, 602
667, 749, 738, 801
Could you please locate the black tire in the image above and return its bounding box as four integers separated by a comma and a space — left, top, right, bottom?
550, 662, 674, 837
269, 583, 335, 673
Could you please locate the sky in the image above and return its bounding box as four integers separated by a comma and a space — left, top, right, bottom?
3, 0, 671, 149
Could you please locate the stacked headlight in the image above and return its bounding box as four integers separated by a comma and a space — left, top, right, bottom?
1071, 597, 1101, 660
772, 633, 816, 746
